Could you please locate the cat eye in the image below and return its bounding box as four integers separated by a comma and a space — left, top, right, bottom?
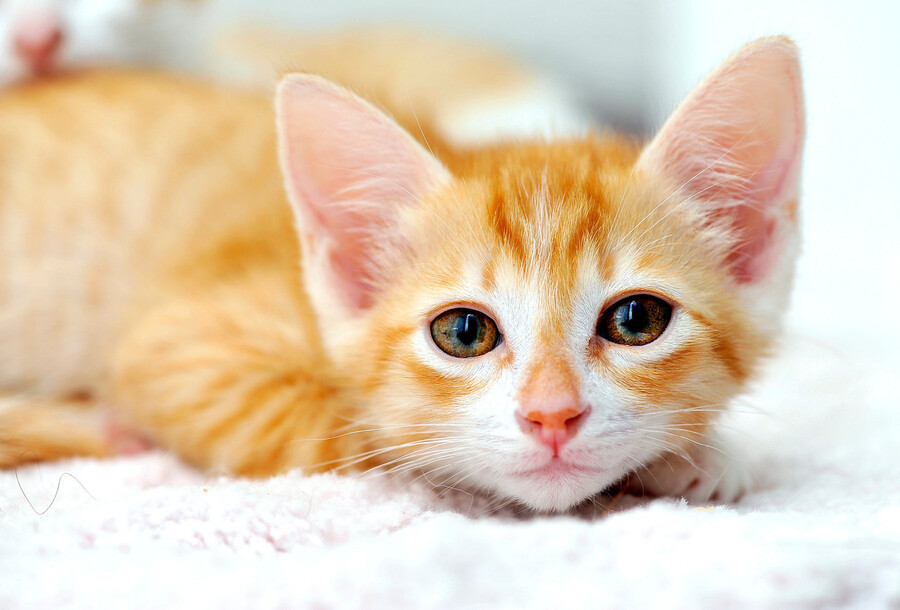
430, 308, 500, 358
597, 295, 672, 346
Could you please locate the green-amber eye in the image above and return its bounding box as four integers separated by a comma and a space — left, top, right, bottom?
598, 295, 672, 346
430, 308, 500, 358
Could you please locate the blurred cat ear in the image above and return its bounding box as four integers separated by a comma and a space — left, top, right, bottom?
636, 36, 805, 284
277, 74, 450, 311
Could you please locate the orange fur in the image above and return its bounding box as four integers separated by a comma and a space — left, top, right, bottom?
212, 26, 588, 146
0, 36, 804, 511
216, 27, 529, 98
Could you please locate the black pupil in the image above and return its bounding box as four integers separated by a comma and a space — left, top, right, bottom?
455, 313, 480, 345
621, 300, 649, 333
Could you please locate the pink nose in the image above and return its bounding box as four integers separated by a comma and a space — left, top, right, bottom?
517, 402, 590, 454
13, 13, 64, 75
516, 355, 589, 454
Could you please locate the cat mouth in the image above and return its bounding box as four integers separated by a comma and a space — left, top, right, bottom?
498, 458, 615, 511
512, 458, 594, 481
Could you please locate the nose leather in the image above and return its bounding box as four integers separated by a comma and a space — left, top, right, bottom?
516, 354, 589, 454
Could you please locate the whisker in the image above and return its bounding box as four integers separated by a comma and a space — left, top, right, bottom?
302, 437, 457, 472
371, 446, 472, 477
406, 96, 486, 248
643, 428, 726, 456
632, 176, 738, 243
622, 132, 753, 243
289, 422, 467, 444
407, 95, 436, 161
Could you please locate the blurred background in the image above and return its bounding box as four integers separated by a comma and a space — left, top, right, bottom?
205, 0, 898, 352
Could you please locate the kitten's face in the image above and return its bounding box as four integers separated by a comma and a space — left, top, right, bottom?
279, 38, 804, 511
342, 144, 769, 511
0, 0, 200, 84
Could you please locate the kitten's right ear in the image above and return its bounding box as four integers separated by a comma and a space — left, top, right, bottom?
276, 74, 450, 313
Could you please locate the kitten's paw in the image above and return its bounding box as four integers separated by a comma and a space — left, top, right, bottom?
104, 416, 154, 456
626, 442, 752, 504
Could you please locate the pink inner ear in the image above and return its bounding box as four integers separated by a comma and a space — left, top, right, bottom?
639, 37, 805, 284
277, 75, 450, 310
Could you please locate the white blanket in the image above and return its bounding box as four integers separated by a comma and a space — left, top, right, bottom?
1, 337, 898, 609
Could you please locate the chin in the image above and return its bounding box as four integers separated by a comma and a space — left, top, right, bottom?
491, 467, 614, 513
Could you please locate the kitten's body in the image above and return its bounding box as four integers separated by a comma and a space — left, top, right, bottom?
0, 72, 320, 469
0, 38, 804, 511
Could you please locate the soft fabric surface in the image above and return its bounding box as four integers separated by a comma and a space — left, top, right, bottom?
1, 337, 898, 609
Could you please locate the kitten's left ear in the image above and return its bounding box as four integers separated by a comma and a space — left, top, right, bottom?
637, 36, 805, 285
277, 74, 450, 314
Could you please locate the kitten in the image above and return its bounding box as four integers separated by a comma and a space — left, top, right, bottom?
0, 37, 804, 512
0, 0, 204, 84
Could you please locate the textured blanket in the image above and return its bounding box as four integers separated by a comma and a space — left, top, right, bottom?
1, 337, 898, 609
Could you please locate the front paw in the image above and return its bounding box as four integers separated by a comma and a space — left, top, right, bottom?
625, 441, 752, 504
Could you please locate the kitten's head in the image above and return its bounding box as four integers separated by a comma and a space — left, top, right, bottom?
0, 0, 202, 84
277, 37, 804, 511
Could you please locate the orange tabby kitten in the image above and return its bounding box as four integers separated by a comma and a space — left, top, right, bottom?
0, 37, 804, 512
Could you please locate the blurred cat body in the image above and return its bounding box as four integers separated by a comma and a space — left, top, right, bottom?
211, 26, 591, 146
0, 0, 205, 83
0, 38, 804, 512
0, 0, 589, 146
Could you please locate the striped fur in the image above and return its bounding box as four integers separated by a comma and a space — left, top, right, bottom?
0, 37, 804, 512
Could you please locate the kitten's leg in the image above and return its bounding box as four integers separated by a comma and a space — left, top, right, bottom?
111, 272, 358, 477
626, 432, 753, 504
0, 394, 141, 467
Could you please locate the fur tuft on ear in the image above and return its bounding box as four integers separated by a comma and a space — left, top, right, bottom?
276, 73, 450, 313
637, 36, 805, 285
